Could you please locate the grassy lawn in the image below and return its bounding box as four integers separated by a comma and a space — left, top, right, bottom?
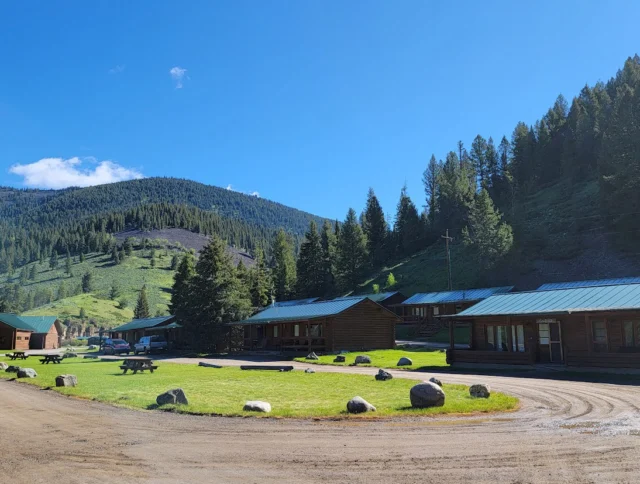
294, 348, 448, 370
0, 357, 517, 418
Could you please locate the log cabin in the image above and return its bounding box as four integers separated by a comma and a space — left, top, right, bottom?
235, 297, 400, 353
0, 314, 62, 350
444, 279, 640, 369
110, 315, 181, 347
395, 287, 514, 338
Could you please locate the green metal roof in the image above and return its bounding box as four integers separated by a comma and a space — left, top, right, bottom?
236, 298, 366, 325
273, 297, 320, 307
402, 286, 514, 305
455, 283, 640, 317
537, 277, 640, 290
333, 292, 400, 303
146, 322, 182, 330
0, 314, 58, 333
112, 315, 175, 332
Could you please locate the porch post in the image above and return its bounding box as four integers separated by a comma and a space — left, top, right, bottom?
307, 321, 311, 352
449, 319, 455, 351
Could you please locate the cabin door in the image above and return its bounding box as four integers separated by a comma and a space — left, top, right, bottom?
537, 320, 563, 363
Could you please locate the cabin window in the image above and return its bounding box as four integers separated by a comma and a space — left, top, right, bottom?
511, 325, 525, 352
538, 323, 550, 345
294, 324, 300, 337
25, 337, 29, 341
623, 321, 640, 348
433, 306, 439, 316
310, 324, 323, 337
16, 336, 22, 340
592, 320, 608, 352
273, 326, 279, 338
485, 325, 509, 351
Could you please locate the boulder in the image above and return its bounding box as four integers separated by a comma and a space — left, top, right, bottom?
355, 355, 372, 365
410, 381, 445, 408
63, 352, 78, 359
429, 377, 443, 387
156, 388, 189, 406
55, 375, 78, 387
17, 368, 37, 379
333, 355, 346, 363
469, 384, 491, 398
0, 362, 7, 370
375, 369, 393, 381
306, 352, 319, 360
346, 396, 376, 414
304, 368, 316, 374
5, 365, 20, 373
243, 400, 272, 413
397, 357, 413, 366
88, 345, 98, 350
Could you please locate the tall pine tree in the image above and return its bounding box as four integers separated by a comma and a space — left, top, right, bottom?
295, 221, 324, 298
272, 229, 297, 301
134, 285, 150, 319
170, 251, 196, 321
336, 208, 368, 292
362, 188, 388, 267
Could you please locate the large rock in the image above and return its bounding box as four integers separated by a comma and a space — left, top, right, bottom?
0, 362, 7, 370
63, 352, 78, 359
306, 352, 319, 360
5, 365, 20, 373
156, 388, 188, 406
333, 355, 346, 363
243, 401, 272, 413
346, 396, 376, 414
410, 381, 445, 408
17, 368, 37, 379
429, 376, 443, 387
55, 375, 78, 387
88, 345, 98, 350
304, 368, 316, 374
355, 355, 372, 365
469, 384, 491, 398
397, 357, 413, 367
375, 369, 393, 381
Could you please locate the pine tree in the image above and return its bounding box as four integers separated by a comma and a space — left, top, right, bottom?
485, 137, 499, 193
57, 281, 68, 300
150, 256, 156, 268
123, 237, 133, 256
134, 285, 151, 319
436, 151, 475, 234
170, 253, 180, 270
79, 307, 87, 320
393, 185, 422, 256
79, 252, 85, 263
28, 264, 37, 281
236, 259, 249, 283
65, 253, 72, 275
49, 251, 58, 270
19, 267, 28, 286
320, 220, 337, 297
272, 229, 297, 301
462, 189, 514, 270
336, 208, 368, 291
470, 134, 488, 189
188, 236, 252, 351
109, 284, 121, 300
423, 155, 441, 224
249, 248, 272, 307
170, 251, 196, 320
81, 272, 93, 293
295, 221, 324, 297
111, 245, 120, 265
362, 188, 389, 267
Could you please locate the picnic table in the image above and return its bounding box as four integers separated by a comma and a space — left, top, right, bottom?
8, 352, 28, 360
120, 357, 158, 374
39, 354, 63, 364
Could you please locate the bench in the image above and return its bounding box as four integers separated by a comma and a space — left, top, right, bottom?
120, 357, 158, 374
240, 365, 294, 372
39, 355, 63, 364
119, 365, 158, 374
8, 352, 28, 360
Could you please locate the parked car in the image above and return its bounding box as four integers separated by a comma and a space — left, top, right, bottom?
134, 335, 168, 355
102, 338, 131, 355
88, 336, 108, 346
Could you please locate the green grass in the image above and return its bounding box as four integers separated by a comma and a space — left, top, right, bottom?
294, 348, 448, 370
0, 357, 517, 418
3, 248, 179, 327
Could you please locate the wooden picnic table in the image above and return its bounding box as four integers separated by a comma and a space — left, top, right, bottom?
40, 354, 63, 364
8, 352, 28, 360
120, 357, 158, 374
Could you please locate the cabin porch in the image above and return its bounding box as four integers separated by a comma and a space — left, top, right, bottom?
241, 320, 327, 353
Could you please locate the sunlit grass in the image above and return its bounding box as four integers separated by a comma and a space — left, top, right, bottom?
0, 357, 517, 418
295, 348, 448, 370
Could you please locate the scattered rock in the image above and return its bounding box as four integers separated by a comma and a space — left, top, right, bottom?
5, 365, 20, 373
88, 345, 98, 350
306, 352, 319, 360
375, 369, 393, 381
17, 368, 37, 379
243, 400, 272, 413
55, 375, 78, 387
333, 355, 346, 363
63, 352, 78, 359
0, 362, 7, 370
198, 362, 223, 368
429, 377, 443, 387
397, 357, 413, 366
469, 384, 491, 398
156, 388, 189, 406
355, 355, 372, 365
305, 368, 315, 374
346, 396, 376, 414
410, 381, 445, 408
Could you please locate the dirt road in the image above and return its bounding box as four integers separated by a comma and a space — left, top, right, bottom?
1, 364, 639, 483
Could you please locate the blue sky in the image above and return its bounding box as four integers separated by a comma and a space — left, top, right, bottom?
0, 1, 638, 220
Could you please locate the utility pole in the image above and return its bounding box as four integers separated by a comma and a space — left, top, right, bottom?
442, 229, 453, 290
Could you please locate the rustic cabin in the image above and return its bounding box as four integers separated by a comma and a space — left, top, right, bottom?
110, 315, 182, 347
333, 292, 407, 312
395, 287, 513, 338
235, 297, 400, 353
445, 279, 640, 369
0, 314, 62, 350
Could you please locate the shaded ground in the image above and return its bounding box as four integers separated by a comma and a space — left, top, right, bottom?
2, 356, 640, 483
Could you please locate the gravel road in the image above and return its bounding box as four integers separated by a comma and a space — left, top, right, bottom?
1, 360, 639, 483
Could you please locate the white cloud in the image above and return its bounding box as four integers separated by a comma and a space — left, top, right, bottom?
109, 64, 125, 74
169, 66, 188, 88
226, 184, 260, 198
9, 157, 144, 189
